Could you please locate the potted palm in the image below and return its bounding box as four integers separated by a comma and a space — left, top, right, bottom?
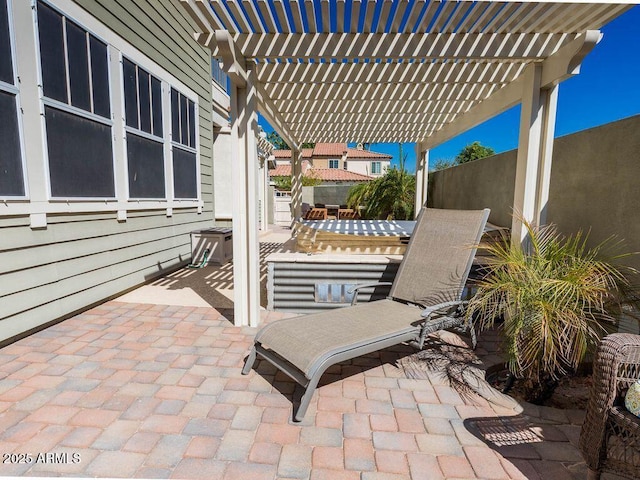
466, 218, 639, 404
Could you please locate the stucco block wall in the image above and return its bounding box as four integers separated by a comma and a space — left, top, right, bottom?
428, 115, 640, 270
303, 185, 354, 207
0, 0, 215, 345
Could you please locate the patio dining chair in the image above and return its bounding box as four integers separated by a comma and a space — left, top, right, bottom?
242, 207, 490, 421
304, 207, 328, 220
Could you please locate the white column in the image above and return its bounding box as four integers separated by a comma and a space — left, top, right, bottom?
290, 148, 303, 223
535, 84, 558, 226
414, 145, 429, 217
230, 68, 261, 327
258, 154, 268, 232
512, 64, 559, 244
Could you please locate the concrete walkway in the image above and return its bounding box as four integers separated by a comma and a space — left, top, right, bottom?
0, 229, 625, 479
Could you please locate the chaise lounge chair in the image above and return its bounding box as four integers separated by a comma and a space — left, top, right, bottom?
242, 207, 490, 421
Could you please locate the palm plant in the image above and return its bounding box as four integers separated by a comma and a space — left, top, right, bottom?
346, 144, 416, 220
466, 218, 639, 404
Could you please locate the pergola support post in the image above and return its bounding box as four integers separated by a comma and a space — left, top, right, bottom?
258, 156, 269, 232
512, 63, 559, 245
290, 148, 303, 224
414, 145, 429, 216
230, 67, 261, 327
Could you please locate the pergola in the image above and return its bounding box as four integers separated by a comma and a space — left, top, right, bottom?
181, 0, 637, 328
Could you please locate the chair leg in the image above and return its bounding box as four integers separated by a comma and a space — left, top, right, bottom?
241, 346, 257, 375
586, 468, 600, 480
294, 374, 321, 422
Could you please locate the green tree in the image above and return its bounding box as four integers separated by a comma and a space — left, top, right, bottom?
346, 144, 416, 220
267, 131, 315, 150
455, 141, 495, 164
431, 158, 457, 171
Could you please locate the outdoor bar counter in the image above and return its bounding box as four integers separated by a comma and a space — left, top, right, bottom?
265, 220, 508, 313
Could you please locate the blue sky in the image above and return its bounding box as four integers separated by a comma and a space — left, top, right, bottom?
259, 5, 640, 172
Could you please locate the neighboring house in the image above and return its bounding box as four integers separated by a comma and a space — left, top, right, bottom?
269, 162, 375, 185
273, 143, 392, 178
0, 0, 219, 344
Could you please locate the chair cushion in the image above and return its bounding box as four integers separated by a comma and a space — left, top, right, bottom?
625, 379, 640, 417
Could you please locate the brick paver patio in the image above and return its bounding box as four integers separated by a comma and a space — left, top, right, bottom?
0, 294, 619, 479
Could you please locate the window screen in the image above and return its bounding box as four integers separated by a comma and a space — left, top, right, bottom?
371, 161, 381, 174
46, 106, 114, 198
38, 2, 114, 198
66, 20, 91, 111
151, 76, 162, 137
0, 0, 13, 85
138, 69, 151, 134
123, 58, 138, 128
38, 1, 110, 117
90, 37, 110, 118
171, 88, 196, 148
126, 133, 165, 199
170, 88, 198, 199
172, 148, 197, 199
38, 2, 67, 103
123, 58, 162, 137
0, 91, 24, 196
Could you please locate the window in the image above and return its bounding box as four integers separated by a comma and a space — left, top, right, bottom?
371, 161, 381, 174
329, 159, 339, 169
171, 88, 197, 199
37, 1, 114, 197
0, 0, 25, 197
123, 58, 165, 199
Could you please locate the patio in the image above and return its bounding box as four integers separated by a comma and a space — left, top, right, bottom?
0, 231, 626, 479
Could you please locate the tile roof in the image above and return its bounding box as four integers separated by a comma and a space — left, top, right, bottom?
269, 161, 312, 176
273, 143, 391, 160
312, 143, 348, 156
311, 168, 374, 182
272, 148, 313, 159
345, 147, 392, 159
269, 165, 373, 182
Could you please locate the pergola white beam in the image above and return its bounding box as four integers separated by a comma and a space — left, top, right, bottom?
213, 31, 248, 86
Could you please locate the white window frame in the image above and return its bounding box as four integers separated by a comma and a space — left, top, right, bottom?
0, 0, 202, 226
328, 159, 339, 169
35, 0, 117, 202
170, 86, 200, 201
122, 56, 167, 201
0, 0, 29, 201
371, 161, 381, 174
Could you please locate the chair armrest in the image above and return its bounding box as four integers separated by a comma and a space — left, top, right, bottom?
580, 333, 640, 471
348, 282, 393, 305
420, 300, 467, 318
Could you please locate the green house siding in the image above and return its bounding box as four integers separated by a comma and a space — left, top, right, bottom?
0, 0, 216, 345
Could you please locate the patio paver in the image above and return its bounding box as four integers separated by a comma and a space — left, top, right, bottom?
0, 283, 630, 479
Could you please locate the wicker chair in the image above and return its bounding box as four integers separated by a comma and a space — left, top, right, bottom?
579, 333, 640, 480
